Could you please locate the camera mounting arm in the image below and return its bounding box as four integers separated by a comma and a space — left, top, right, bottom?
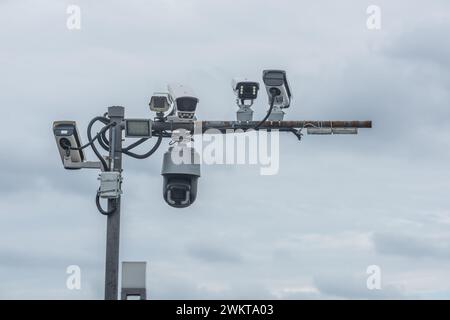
151, 120, 372, 134
62, 156, 105, 170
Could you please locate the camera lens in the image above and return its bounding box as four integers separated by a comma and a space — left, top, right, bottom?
170, 186, 188, 201
176, 97, 197, 112
166, 178, 192, 206
59, 138, 71, 149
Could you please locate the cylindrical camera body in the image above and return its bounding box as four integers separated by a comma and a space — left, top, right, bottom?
161, 147, 200, 208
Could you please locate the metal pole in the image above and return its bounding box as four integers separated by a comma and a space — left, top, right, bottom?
104, 106, 124, 300
151, 120, 372, 133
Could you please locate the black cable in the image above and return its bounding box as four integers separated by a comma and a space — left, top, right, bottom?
98, 130, 110, 151
123, 138, 148, 152
123, 134, 163, 159
96, 117, 111, 151
69, 123, 115, 151
254, 95, 275, 130
255, 88, 280, 130
91, 117, 165, 159
92, 115, 118, 215
160, 130, 172, 138
85, 117, 110, 152
88, 116, 113, 171
95, 192, 117, 215
101, 131, 167, 152
289, 129, 303, 141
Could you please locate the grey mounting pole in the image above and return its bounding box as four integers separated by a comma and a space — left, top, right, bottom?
104, 106, 124, 300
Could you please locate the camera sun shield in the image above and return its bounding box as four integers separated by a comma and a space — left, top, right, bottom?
53, 121, 85, 169
262, 70, 292, 108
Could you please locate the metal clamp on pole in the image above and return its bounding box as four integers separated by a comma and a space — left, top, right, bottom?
98, 172, 123, 199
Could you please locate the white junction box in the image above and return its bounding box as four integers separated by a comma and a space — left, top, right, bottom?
98, 172, 122, 199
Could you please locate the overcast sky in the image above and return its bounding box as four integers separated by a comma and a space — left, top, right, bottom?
1, 0, 450, 299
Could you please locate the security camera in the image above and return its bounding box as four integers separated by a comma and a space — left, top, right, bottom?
53, 121, 85, 169
168, 83, 199, 120
149, 92, 172, 113
231, 78, 259, 122
161, 146, 200, 208
232, 78, 259, 102
262, 70, 292, 108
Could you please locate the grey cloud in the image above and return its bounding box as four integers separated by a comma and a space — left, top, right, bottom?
314, 274, 407, 300
373, 232, 450, 260
383, 22, 450, 68
186, 244, 243, 264
150, 277, 275, 300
